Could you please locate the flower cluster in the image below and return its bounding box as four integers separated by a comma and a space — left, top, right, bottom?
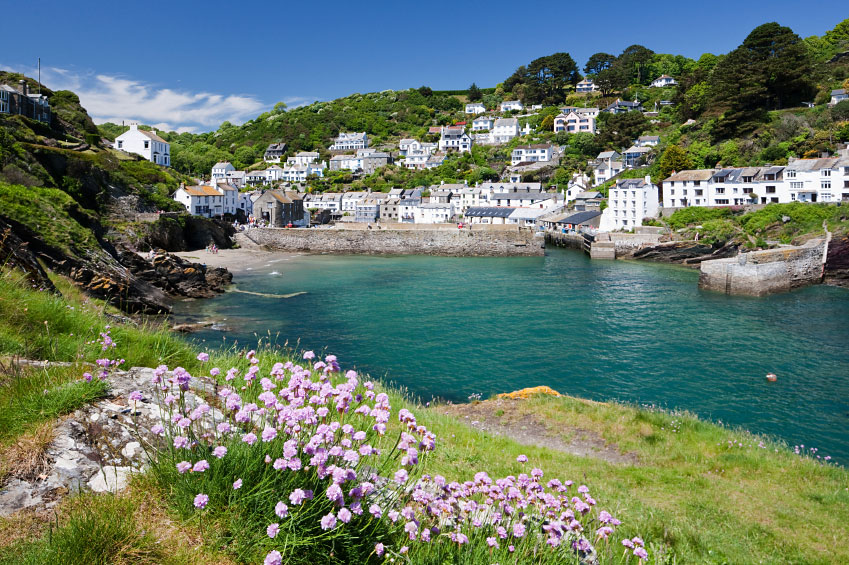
129, 347, 644, 564
82, 327, 124, 382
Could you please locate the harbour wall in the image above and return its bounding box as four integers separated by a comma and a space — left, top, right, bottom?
698, 239, 826, 296
242, 227, 544, 257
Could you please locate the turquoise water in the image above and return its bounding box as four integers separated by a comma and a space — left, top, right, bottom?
174, 249, 849, 463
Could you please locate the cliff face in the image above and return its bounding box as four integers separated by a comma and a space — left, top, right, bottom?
142, 215, 235, 252
824, 233, 849, 288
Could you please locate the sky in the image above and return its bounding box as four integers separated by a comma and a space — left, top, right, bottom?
1, 0, 845, 132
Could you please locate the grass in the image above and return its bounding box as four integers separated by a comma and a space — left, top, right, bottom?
0, 268, 847, 563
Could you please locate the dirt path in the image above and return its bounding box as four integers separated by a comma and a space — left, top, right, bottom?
440, 398, 638, 466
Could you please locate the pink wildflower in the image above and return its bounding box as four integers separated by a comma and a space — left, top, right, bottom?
375, 543, 385, 556
320, 513, 337, 530
242, 432, 257, 445
176, 461, 191, 474
193, 493, 209, 509
264, 551, 282, 565
338, 507, 352, 524
267, 523, 280, 538
213, 446, 227, 458
517, 454, 528, 463
192, 460, 210, 473
197, 352, 209, 362
233, 478, 243, 490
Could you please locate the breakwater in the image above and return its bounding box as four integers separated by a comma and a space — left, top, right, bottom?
241, 227, 544, 256
698, 239, 826, 296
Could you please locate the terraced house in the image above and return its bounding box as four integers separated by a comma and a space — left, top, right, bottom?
0, 80, 50, 123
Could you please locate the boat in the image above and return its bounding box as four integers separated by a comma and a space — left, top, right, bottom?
766, 373, 778, 382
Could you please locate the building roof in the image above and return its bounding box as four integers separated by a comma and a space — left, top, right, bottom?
624, 145, 652, 154
464, 207, 515, 218
832, 89, 846, 96
138, 129, 168, 143
182, 185, 221, 197
557, 211, 602, 225
638, 135, 660, 141
509, 207, 551, 220
494, 118, 518, 126
399, 138, 416, 144
513, 144, 552, 151
597, 151, 620, 159
663, 170, 714, 182
615, 178, 650, 189
492, 191, 555, 201
419, 202, 452, 209
265, 142, 287, 152
575, 191, 604, 199
212, 162, 233, 169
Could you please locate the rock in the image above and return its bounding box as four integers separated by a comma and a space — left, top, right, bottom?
824, 233, 849, 288
117, 248, 232, 299
632, 241, 739, 265
143, 215, 236, 252
87, 466, 133, 493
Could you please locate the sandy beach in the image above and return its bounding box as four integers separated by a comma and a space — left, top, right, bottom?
172, 248, 301, 274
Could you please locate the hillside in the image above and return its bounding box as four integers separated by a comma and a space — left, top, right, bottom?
0, 71, 232, 314
97, 19, 849, 193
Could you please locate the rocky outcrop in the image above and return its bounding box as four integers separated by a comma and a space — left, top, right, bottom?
143, 215, 235, 252
0, 366, 217, 517
824, 233, 849, 288
632, 241, 739, 265
0, 218, 57, 293
117, 249, 232, 299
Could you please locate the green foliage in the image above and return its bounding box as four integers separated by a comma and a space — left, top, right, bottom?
657, 145, 692, 182
665, 206, 733, 230
597, 111, 649, 148
739, 202, 847, 236
467, 83, 482, 102
503, 53, 580, 104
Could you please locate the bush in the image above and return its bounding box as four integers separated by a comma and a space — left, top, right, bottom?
665, 206, 734, 230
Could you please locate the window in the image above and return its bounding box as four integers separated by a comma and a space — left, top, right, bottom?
693, 181, 700, 186
822, 169, 831, 177
822, 180, 831, 190
117, 141, 123, 149
144, 141, 149, 149
716, 199, 729, 204
786, 170, 796, 178
791, 182, 803, 189
743, 187, 753, 194
715, 187, 725, 194
766, 186, 776, 194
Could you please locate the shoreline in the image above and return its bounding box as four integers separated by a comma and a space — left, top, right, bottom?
171, 248, 302, 274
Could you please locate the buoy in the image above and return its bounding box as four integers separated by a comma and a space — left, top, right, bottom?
766, 373, 777, 382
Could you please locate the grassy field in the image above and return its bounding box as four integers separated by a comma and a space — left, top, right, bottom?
0, 268, 846, 564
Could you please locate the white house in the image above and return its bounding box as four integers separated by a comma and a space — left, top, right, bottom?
173, 185, 224, 217
576, 79, 599, 93
225, 170, 246, 189
491, 118, 520, 144
414, 202, 454, 224
472, 116, 495, 131
329, 132, 368, 151
650, 75, 677, 88
281, 161, 326, 182
465, 103, 486, 114
398, 139, 417, 156
341, 192, 368, 213
246, 170, 269, 187
622, 145, 653, 168
589, 151, 623, 186
211, 162, 236, 183
511, 144, 553, 166
561, 106, 600, 119
115, 124, 171, 166
830, 89, 848, 106
216, 183, 240, 215
263, 142, 287, 163
438, 126, 472, 153
500, 100, 523, 112
635, 135, 660, 147
287, 152, 319, 166
661, 170, 716, 208
553, 111, 597, 134
600, 176, 659, 231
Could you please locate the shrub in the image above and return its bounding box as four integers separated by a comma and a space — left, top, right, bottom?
665, 206, 734, 230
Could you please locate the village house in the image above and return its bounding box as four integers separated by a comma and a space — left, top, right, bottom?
500, 100, 524, 112
452, 187, 484, 217
115, 124, 171, 166
575, 79, 599, 93
508, 206, 553, 227
463, 207, 515, 225
398, 139, 417, 156
211, 162, 235, 183
784, 154, 849, 202
304, 192, 343, 213
0, 81, 51, 123
414, 202, 455, 224
604, 99, 643, 114
173, 185, 223, 218
399, 197, 421, 223
491, 187, 563, 209
355, 193, 388, 223
379, 197, 401, 222
472, 116, 495, 131
600, 176, 660, 231
287, 152, 320, 166
425, 153, 447, 168
329, 132, 369, 151
490, 118, 520, 144
329, 150, 391, 174
553, 210, 602, 234
650, 75, 677, 88
553, 111, 597, 134
438, 125, 472, 153
661, 169, 715, 208
830, 89, 848, 106
589, 151, 623, 186
263, 142, 287, 163
341, 192, 368, 213
465, 103, 486, 114
511, 144, 553, 166
225, 170, 246, 189
622, 145, 653, 168
635, 135, 660, 147
216, 183, 240, 215
253, 190, 306, 227
563, 173, 591, 203
572, 191, 604, 212
245, 170, 268, 187
281, 161, 326, 182
560, 106, 600, 119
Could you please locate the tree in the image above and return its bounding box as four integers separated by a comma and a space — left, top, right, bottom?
595, 66, 629, 96
584, 53, 616, 76
272, 102, 288, 114
540, 114, 555, 131
710, 22, 815, 140
467, 83, 482, 102
597, 111, 649, 148
618, 44, 655, 85
418, 86, 433, 97
657, 145, 692, 182
502, 53, 580, 105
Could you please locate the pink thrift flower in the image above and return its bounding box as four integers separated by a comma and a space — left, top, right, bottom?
622, 539, 635, 549
338, 507, 352, 524
128, 390, 143, 402
634, 547, 649, 560
193, 493, 208, 509
320, 513, 337, 530
262, 427, 277, 442
517, 454, 528, 463
369, 504, 382, 518
242, 432, 257, 445
233, 478, 243, 490
197, 352, 209, 362
192, 460, 209, 473
275, 501, 288, 518
264, 551, 282, 565
213, 446, 227, 458
176, 461, 191, 474
375, 543, 385, 556
267, 523, 280, 538
303, 351, 316, 360
289, 489, 306, 505
151, 424, 165, 436
513, 523, 526, 538
394, 469, 408, 483
486, 536, 498, 548
632, 537, 645, 547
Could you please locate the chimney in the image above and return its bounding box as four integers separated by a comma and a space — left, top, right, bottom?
19, 80, 28, 96
130, 123, 138, 131
645, 175, 652, 185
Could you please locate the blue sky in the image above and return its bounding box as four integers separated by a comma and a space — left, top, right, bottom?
1, 0, 845, 132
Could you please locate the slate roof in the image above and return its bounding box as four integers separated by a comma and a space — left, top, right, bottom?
663, 170, 714, 182
464, 207, 515, 218
557, 211, 602, 225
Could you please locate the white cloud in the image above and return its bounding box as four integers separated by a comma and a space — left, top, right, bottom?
2, 64, 271, 132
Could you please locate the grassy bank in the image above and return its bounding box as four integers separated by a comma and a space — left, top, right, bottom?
0, 269, 846, 564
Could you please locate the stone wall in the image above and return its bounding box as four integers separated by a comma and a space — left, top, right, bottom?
698, 239, 826, 296
243, 227, 544, 257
